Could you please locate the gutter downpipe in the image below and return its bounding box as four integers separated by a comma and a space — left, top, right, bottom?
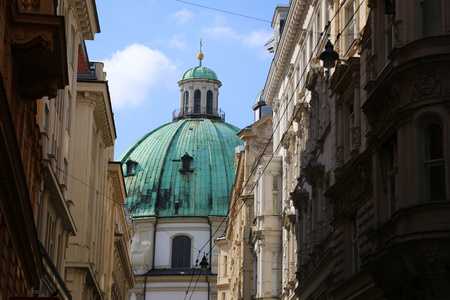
144, 276, 147, 300
208, 218, 212, 300
145, 218, 157, 300
206, 276, 210, 300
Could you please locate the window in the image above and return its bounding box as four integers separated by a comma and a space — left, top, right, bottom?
65, 93, 70, 131
273, 175, 279, 214
271, 252, 280, 297
381, 136, 398, 215
183, 91, 189, 113
385, 14, 394, 55
69, 27, 75, 66
349, 101, 355, 148
194, 90, 201, 113
351, 218, 359, 274
62, 159, 67, 185
424, 123, 446, 201
223, 255, 228, 276
172, 235, 191, 268
206, 90, 213, 114
421, 0, 441, 37
126, 160, 137, 176
46, 212, 55, 258
43, 104, 49, 133
346, 0, 357, 48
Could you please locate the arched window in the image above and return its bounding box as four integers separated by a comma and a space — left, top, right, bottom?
206, 90, 213, 114
172, 235, 191, 268
194, 90, 201, 113
183, 91, 189, 113
424, 123, 446, 201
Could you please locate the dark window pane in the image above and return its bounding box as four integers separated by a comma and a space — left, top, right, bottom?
172, 235, 191, 268
428, 164, 446, 201
207, 91, 213, 114
194, 90, 201, 113
184, 91, 189, 113
425, 123, 443, 160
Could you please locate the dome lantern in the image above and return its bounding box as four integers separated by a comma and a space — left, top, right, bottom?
175, 42, 224, 121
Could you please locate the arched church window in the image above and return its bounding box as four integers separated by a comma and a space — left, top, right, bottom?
194, 90, 201, 113
424, 122, 446, 201
206, 90, 213, 114
184, 91, 189, 113
172, 235, 191, 268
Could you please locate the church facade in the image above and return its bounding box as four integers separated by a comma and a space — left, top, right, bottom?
123, 53, 243, 300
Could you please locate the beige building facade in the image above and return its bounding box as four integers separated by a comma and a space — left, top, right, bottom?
33, 1, 135, 299
220, 0, 450, 299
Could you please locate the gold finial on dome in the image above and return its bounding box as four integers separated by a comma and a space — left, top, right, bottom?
197, 39, 204, 66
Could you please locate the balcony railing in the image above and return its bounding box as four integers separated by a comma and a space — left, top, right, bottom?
172, 108, 226, 122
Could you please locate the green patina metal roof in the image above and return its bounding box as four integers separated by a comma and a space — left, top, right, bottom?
119, 119, 243, 219
180, 65, 219, 81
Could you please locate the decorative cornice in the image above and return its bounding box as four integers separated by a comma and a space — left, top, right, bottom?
77, 82, 115, 147
263, 0, 308, 104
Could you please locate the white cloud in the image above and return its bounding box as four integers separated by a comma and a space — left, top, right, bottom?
171, 8, 194, 24
169, 34, 187, 49
202, 26, 239, 40
202, 26, 273, 51
241, 29, 273, 48
103, 44, 178, 110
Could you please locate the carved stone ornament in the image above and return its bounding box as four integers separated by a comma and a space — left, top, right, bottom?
409, 70, 450, 101
12, 28, 54, 53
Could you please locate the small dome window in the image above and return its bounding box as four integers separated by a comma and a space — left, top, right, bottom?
125, 160, 137, 176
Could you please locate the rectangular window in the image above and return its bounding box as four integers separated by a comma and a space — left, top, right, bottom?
385, 15, 394, 55
271, 252, 279, 296
421, 0, 442, 37
351, 218, 359, 274
223, 255, 228, 276
273, 192, 278, 213
349, 101, 355, 149
65, 94, 70, 131
43, 104, 49, 133
347, 0, 357, 48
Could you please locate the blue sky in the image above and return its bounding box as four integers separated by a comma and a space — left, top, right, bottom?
86, 0, 287, 159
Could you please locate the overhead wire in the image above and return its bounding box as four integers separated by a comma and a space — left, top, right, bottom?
174, 0, 271, 23
185, 0, 367, 297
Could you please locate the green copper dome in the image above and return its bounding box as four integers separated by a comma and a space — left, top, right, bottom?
181, 65, 219, 81
119, 119, 243, 219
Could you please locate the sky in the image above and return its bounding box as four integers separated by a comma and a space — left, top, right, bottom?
85, 0, 288, 160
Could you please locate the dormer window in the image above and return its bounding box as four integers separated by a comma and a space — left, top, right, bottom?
179, 152, 194, 174
126, 160, 137, 176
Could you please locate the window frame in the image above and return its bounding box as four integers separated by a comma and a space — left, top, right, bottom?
171, 234, 192, 269
194, 90, 201, 113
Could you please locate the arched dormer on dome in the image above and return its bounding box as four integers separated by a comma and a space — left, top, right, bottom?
174, 52, 224, 121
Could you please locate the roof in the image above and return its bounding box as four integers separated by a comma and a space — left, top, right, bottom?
180, 65, 219, 81
120, 118, 243, 219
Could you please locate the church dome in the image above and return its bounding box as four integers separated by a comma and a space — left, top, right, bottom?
180, 65, 219, 81
120, 118, 243, 219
